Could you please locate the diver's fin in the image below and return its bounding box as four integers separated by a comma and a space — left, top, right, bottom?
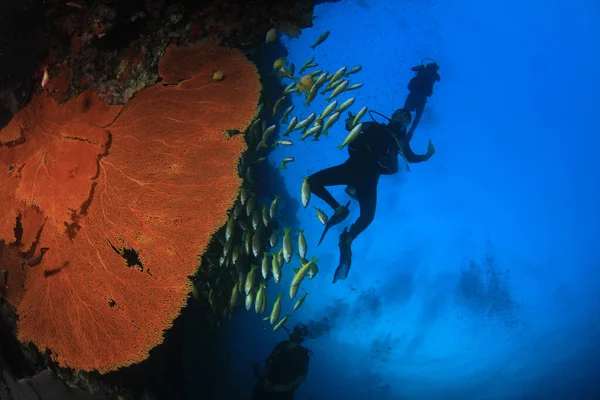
317, 201, 350, 246
333, 227, 352, 283
317, 225, 330, 246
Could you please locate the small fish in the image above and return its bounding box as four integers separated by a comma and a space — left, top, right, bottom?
295, 113, 316, 132
273, 57, 285, 71
238, 275, 245, 295
269, 229, 279, 247
225, 216, 236, 241
213, 70, 225, 81
244, 231, 253, 255
246, 193, 256, 217
352, 106, 368, 127
304, 84, 319, 106
271, 252, 282, 283
289, 257, 318, 299
262, 125, 277, 143
246, 165, 254, 184
254, 157, 267, 164
283, 82, 296, 95
299, 57, 315, 75
293, 292, 309, 311
298, 230, 307, 259
252, 210, 261, 230
301, 177, 311, 208
272, 96, 287, 116
237, 220, 251, 232
346, 65, 363, 75
266, 28, 278, 43
269, 195, 281, 219
317, 100, 338, 122
314, 206, 328, 225
309, 69, 324, 77
240, 187, 249, 205
311, 31, 330, 50
41, 68, 49, 88
280, 66, 295, 80
284, 116, 298, 136
273, 313, 293, 332
208, 289, 216, 310
282, 227, 293, 264
296, 75, 314, 94
223, 240, 233, 258
282, 105, 295, 122
336, 98, 356, 114
279, 157, 295, 169
267, 294, 284, 324
230, 284, 240, 310
255, 283, 267, 314
273, 140, 293, 147
232, 245, 241, 266
329, 67, 347, 87
344, 83, 363, 91
322, 112, 341, 136
245, 265, 258, 295
337, 123, 362, 150
252, 228, 262, 257
306, 63, 319, 69
326, 80, 349, 101
277, 249, 284, 267
300, 123, 322, 141
250, 118, 262, 137
261, 252, 271, 280
262, 204, 270, 227
321, 79, 343, 95
314, 72, 329, 90
233, 201, 243, 220
245, 289, 255, 311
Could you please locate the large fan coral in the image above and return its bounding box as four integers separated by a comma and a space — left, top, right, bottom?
0, 43, 260, 373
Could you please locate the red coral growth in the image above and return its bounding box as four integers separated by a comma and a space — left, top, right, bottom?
0, 42, 260, 373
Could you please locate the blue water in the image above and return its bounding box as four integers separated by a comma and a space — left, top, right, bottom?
224, 0, 600, 398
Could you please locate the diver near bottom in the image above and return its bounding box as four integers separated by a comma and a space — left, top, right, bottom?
252, 324, 312, 400
307, 109, 435, 283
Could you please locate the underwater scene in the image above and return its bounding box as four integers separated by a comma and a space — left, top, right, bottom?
0, 0, 599, 399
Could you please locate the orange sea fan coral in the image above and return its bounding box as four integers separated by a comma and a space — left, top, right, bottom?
0, 42, 260, 373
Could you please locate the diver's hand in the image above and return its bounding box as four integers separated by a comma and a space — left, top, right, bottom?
426, 140, 435, 157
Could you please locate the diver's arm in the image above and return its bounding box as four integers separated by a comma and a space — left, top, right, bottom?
411, 65, 424, 72
402, 140, 434, 163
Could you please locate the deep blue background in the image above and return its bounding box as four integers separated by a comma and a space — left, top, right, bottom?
220, 0, 600, 399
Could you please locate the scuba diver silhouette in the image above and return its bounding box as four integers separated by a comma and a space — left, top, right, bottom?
252, 324, 312, 400
307, 108, 435, 283
404, 58, 441, 139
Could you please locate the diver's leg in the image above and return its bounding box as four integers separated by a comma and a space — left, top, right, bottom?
333, 173, 379, 283
404, 92, 417, 112
307, 162, 352, 210
348, 174, 379, 240
407, 99, 425, 141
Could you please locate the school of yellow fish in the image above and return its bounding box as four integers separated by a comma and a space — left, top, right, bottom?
192, 28, 367, 332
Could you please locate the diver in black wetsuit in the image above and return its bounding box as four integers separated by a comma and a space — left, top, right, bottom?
252, 324, 311, 400
307, 109, 435, 283
404, 61, 441, 139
